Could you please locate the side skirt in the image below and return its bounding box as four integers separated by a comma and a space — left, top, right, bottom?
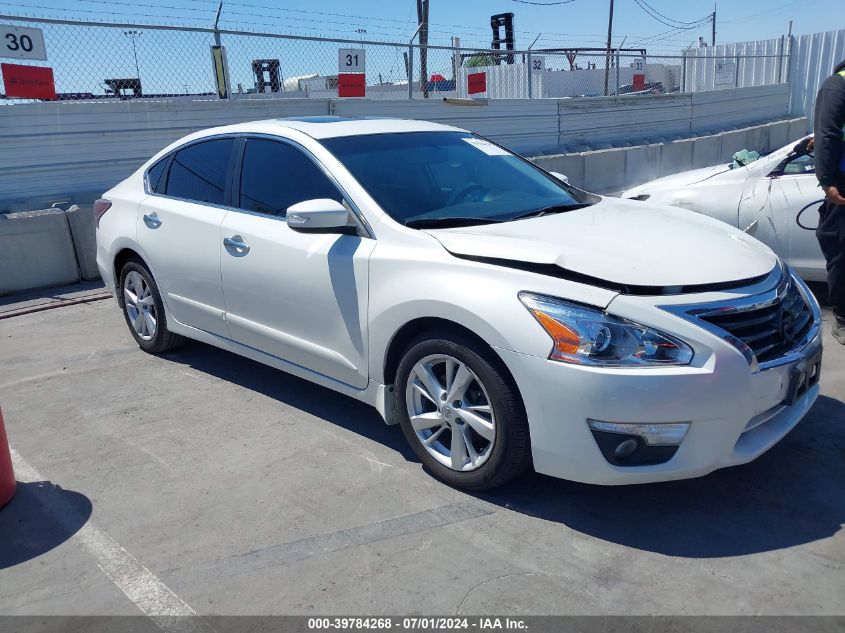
167, 319, 392, 424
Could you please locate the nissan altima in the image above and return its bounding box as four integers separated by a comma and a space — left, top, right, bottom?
95, 117, 822, 490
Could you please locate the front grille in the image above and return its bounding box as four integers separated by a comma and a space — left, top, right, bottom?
697, 279, 813, 363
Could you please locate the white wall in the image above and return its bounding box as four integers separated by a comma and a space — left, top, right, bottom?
0, 83, 791, 205
789, 29, 845, 131
683, 38, 788, 93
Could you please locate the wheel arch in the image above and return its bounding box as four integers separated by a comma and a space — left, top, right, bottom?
113, 247, 150, 307
381, 317, 521, 401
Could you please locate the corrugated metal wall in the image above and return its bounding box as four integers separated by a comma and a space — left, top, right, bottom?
789, 29, 845, 131
0, 84, 790, 204
682, 38, 788, 93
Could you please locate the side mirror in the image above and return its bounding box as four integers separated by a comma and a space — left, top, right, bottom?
286, 199, 350, 231
550, 171, 569, 184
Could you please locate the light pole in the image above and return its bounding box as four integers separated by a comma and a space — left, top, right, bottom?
123, 30, 142, 80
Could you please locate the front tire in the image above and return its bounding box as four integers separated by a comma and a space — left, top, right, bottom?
119, 258, 184, 354
396, 334, 530, 490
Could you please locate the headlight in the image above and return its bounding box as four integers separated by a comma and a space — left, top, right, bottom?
519, 292, 693, 367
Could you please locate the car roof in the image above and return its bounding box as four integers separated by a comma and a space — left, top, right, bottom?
193, 116, 468, 141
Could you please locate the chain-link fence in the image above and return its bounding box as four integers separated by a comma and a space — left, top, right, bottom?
0, 13, 790, 104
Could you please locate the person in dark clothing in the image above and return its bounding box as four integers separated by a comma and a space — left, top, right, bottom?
814, 59, 845, 344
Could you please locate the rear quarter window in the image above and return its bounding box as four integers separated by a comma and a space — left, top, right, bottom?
146, 158, 168, 193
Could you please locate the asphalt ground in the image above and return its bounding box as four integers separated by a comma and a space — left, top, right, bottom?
0, 284, 843, 620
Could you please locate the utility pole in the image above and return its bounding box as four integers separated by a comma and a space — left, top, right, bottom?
603, 0, 614, 96
417, 0, 429, 98
711, 4, 716, 47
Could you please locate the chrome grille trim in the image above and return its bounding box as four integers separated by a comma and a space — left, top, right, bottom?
661, 265, 821, 372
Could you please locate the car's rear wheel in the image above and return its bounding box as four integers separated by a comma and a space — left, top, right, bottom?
119, 258, 184, 354
396, 334, 530, 490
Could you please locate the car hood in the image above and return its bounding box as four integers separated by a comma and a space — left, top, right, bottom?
424, 197, 778, 289
623, 164, 736, 197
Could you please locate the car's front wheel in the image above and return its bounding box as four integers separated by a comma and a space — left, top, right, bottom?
396, 334, 531, 490
119, 258, 184, 354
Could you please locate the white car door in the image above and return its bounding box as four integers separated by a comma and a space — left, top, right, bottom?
220, 137, 375, 389
137, 137, 236, 338
768, 153, 827, 281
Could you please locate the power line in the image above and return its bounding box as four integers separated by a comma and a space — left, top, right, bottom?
632, 0, 711, 30
635, 0, 709, 26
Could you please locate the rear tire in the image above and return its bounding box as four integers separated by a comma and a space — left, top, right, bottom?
119, 258, 185, 354
396, 333, 531, 490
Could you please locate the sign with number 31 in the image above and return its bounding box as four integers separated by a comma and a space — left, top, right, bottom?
338, 49, 365, 74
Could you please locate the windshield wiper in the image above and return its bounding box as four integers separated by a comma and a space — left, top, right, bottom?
404, 217, 505, 229
510, 203, 592, 221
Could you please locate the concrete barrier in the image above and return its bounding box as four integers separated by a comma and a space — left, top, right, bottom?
660, 139, 694, 176
691, 134, 722, 167
718, 129, 749, 163
532, 116, 807, 193
538, 152, 585, 188
624, 144, 662, 188
582, 148, 627, 193
767, 120, 790, 151
66, 204, 99, 281
788, 117, 809, 143
0, 208, 79, 296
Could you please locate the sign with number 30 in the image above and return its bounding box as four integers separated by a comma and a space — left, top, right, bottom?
0, 26, 47, 61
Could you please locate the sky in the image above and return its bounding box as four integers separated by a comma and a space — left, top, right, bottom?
0, 0, 840, 98
0, 0, 841, 54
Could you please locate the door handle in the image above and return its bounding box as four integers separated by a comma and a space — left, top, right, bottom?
143, 213, 162, 229
223, 235, 250, 255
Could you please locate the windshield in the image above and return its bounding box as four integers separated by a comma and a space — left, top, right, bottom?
320, 132, 594, 227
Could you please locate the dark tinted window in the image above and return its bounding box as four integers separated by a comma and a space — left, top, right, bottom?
321, 132, 586, 225
239, 139, 341, 216
147, 158, 168, 193
166, 138, 235, 205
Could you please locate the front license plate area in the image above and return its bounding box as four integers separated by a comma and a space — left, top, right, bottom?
784, 350, 823, 406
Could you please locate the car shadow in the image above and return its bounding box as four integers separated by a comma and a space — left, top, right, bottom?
472, 394, 845, 558
165, 341, 844, 558
0, 481, 92, 569
163, 342, 417, 462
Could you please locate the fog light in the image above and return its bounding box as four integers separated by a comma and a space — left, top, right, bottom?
587, 420, 690, 466
613, 438, 639, 459
587, 420, 690, 445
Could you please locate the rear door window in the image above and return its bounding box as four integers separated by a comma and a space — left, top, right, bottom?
165, 138, 235, 205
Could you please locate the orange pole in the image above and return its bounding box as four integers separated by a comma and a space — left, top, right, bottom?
0, 407, 15, 508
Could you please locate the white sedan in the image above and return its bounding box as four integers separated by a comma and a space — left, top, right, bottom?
95, 117, 821, 490
622, 136, 825, 282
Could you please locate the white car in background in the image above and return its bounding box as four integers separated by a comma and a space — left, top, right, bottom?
95, 117, 822, 490
622, 136, 826, 282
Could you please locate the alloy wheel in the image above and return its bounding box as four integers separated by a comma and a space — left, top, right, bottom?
405, 354, 496, 472
123, 270, 157, 341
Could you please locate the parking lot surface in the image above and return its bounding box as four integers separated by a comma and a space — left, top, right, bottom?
1, 289, 843, 616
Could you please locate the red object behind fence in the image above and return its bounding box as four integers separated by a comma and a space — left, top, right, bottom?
0, 407, 15, 508
467, 72, 487, 95
632, 73, 646, 92
1, 63, 56, 100
338, 73, 365, 97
